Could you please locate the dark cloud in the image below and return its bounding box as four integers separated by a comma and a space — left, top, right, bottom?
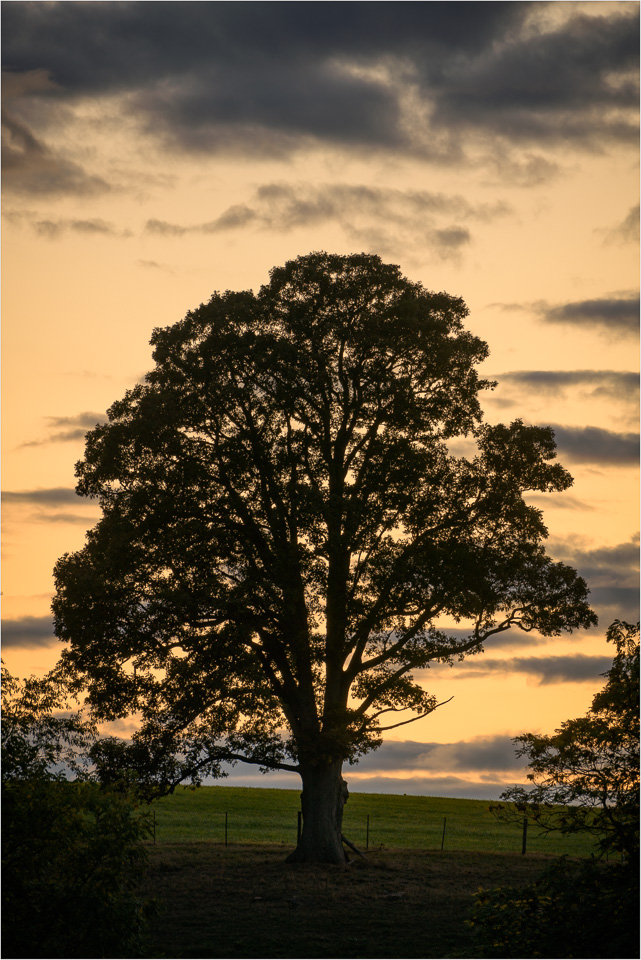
539, 295, 640, 335
1, 105, 111, 197
2, 486, 100, 525
496, 370, 639, 404
342, 775, 519, 800
20, 411, 106, 447
547, 536, 640, 623
426, 10, 639, 148
352, 736, 524, 774
1, 615, 57, 649
549, 424, 639, 465
2, 487, 83, 507
458, 654, 613, 685
2, 2, 637, 177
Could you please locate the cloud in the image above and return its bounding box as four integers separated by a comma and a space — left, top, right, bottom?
2, 487, 83, 507
1, 107, 111, 197
538, 295, 640, 335
549, 424, 639, 465
351, 735, 525, 775
457, 654, 613, 685
20, 411, 106, 447
525, 493, 594, 512
2, 486, 100, 525
2, 3, 637, 175
495, 370, 639, 404
145, 182, 508, 258
601, 204, 640, 245
426, 9, 639, 149
1, 615, 57, 649
547, 535, 640, 623
136, 259, 176, 273
34, 218, 130, 239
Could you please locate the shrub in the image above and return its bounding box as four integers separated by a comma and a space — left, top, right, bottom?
2, 664, 154, 958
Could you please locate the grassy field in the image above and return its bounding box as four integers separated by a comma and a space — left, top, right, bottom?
138, 842, 586, 959
136, 787, 606, 959
147, 784, 597, 858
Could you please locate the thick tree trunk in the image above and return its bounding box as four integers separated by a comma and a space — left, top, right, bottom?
286, 758, 349, 864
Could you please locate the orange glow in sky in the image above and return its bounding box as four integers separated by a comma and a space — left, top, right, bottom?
2, 1, 638, 798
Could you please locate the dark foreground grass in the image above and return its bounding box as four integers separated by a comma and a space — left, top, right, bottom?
149, 785, 597, 858
138, 842, 564, 959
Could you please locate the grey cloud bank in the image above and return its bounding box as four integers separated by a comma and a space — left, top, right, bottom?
2, 2, 638, 194
496, 370, 639, 403
550, 424, 639, 465
2, 615, 56, 649
542, 295, 640, 335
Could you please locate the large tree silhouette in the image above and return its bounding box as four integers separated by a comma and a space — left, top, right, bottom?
53, 252, 596, 863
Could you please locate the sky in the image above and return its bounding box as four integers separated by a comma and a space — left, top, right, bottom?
2, 0, 639, 800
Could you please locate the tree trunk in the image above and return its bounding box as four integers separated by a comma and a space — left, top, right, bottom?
286, 758, 349, 864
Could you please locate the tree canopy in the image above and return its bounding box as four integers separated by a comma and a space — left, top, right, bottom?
497, 619, 639, 861
52, 252, 596, 862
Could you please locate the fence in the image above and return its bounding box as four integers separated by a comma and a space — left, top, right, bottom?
144, 787, 597, 858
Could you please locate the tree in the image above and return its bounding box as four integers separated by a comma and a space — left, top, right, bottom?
1, 664, 152, 958
52, 252, 596, 863
469, 620, 639, 959
496, 619, 639, 861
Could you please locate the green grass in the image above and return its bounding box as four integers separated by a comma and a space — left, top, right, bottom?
147, 785, 598, 858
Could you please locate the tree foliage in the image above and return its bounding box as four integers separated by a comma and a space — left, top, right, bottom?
51, 252, 596, 861
467, 856, 639, 960
496, 620, 639, 860
1, 664, 152, 959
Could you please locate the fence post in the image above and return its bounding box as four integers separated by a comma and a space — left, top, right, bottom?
366, 814, 370, 850
441, 817, 447, 851
297, 810, 302, 843
521, 817, 528, 855
225, 811, 228, 846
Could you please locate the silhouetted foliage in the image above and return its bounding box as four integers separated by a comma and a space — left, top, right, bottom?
467, 856, 639, 959
470, 621, 639, 959
1, 664, 152, 959
52, 252, 596, 862
494, 620, 639, 860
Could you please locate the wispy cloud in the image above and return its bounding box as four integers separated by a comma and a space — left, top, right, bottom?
601, 204, 640, 246
545, 535, 640, 624
2, 487, 84, 507
494, 370, 639, 404
20, 411, 106, 447
34, 218, 131, 239
145, 182, 509, 259
352, 735, 525, 774
2, 486, 99, 525
454, 654, 613, 685
2, 98, 111, 198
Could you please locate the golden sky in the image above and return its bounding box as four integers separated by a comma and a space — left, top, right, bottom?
2, 1, 639, 798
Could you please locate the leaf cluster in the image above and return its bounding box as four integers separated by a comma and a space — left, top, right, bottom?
494, 620, 640, 860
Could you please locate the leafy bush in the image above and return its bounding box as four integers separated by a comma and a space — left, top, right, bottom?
467, 622, 640, 959
2, 664, 153, 958
467, 857, 639, 959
